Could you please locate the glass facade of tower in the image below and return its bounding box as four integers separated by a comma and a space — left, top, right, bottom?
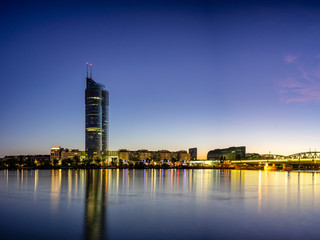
85, 77, 109, 158
101, 90, 109, 153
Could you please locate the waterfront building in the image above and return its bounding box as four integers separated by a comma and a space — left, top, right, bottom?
207, 146, 246, 160
105, 151, 119, 164
170, 152, 178, 162
50, 146, 61, 163
85, 63, 109, 159
61, 149, 81, 161
177, 150, 190, 161
50, 146, 84, 164
112, 148, 194, 165
189, 148, 197, 160
118, 149, 193, 165
119, 149, 130, 162
137, 150, 152, 161
158, 150, 172, 163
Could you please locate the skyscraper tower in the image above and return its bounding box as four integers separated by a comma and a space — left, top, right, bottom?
85, 63, 109, 159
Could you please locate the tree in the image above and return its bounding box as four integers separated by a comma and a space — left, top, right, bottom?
73, 155, 80, 166
26, 158, 36, 168
0, 161, 5, 168
135, 161, 146, 169
82, 158, 91, 168
6, 157, 18, 168
95, 156, 102, 165
40, 159, 51, 168
53, 159, 59, 167
118, 159, 123, 167
62, 158, 73, 167
111, 158, 117, 166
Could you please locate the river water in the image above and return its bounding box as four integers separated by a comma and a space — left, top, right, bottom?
0, 169, 320, 240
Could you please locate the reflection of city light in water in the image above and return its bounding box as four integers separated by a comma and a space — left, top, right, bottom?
258, 170, 262, 214
50, 170, 61, 213
5, 169, 320, 239
34, 170, 38, 200
68, 170, 72, 204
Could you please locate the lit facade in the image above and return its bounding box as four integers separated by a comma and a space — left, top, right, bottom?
50, 146, 83, 163
61, 149, 81, 161
158, 150, 172, 162
177, 150, 190, 161
50, 146, 61, 163
119, 149, 130, 161
85, 69, 109, 159
137, 150, 152, 161
105, 151, 119, 164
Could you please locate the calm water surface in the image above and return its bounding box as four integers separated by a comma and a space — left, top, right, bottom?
1, 169, 320, 240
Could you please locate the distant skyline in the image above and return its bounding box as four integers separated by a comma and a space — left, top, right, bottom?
2, 0, 320, 159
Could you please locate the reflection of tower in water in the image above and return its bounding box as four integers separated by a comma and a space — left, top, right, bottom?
84, 170, 106, 240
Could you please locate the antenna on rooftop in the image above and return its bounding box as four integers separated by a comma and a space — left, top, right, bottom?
90, 64, 93, 79
86, 62, 89, 78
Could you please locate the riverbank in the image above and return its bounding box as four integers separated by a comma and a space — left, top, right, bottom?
0, 165, 229, 170
1, 164, 319, 170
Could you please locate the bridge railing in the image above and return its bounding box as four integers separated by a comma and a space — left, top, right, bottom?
231, 159, 320, 164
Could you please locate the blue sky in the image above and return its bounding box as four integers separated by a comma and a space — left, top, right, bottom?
1, 0, 320, 158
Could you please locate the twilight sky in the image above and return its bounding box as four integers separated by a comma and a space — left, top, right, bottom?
1, 0, 320, 158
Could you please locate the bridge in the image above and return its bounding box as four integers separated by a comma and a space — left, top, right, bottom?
232, 151, 320, 164
190, 151, 320, 169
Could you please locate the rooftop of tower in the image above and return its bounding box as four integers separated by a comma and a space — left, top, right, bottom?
86, 77, 105, 90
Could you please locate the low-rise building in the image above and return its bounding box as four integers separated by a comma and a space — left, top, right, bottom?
137, 150, 152, 161
207, 146, 246, 160
177, 150, 190, 161
50, 146, 84, 164
106, 151, 119, 164
61, 149, 81, 161
115, 149, 193, 165
158, 150, 171, 163
119, 149, 130, 162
